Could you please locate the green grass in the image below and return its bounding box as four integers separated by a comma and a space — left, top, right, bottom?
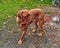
0, 0, 52, 26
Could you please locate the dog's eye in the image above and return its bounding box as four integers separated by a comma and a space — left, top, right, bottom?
18, 16, 21, 18
27, 14, 30, 16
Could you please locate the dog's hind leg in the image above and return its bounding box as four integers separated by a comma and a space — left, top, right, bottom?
32, 20, 38, 33
38, 18, 45, 36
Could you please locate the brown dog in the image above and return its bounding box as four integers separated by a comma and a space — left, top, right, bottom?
16, 9, 45, 45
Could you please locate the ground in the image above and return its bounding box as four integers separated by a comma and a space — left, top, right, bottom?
0, 6, 60, 48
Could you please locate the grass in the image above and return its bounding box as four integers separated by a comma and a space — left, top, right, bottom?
0, 0, 52, 26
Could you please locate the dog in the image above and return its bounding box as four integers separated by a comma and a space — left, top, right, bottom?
16, 9, 45, 45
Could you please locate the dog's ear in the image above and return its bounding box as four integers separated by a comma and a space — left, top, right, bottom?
22, 10, 30, 17
17, 11, 24, 18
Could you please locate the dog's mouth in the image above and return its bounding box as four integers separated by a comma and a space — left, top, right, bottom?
22, 23, 26, 26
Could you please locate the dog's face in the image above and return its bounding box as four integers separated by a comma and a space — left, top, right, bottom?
17, 9, 31, 28
17, 9, 30, 19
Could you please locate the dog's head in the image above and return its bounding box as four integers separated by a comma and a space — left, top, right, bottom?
17, 9, 30, 19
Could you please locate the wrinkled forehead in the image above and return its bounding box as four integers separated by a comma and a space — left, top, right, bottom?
17, 9, 28, 14
21, 10, 29, 16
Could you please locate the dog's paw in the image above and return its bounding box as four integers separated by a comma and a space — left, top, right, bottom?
38, 33, 43, 36
37, 32, 43, 36
32, 28, 36, 33
38, 30, 45, 36
18, 40, 23, 45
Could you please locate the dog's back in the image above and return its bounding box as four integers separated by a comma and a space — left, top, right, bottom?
29, 8, 44, 19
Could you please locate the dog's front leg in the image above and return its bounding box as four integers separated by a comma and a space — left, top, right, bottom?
18, 28, 27, 45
